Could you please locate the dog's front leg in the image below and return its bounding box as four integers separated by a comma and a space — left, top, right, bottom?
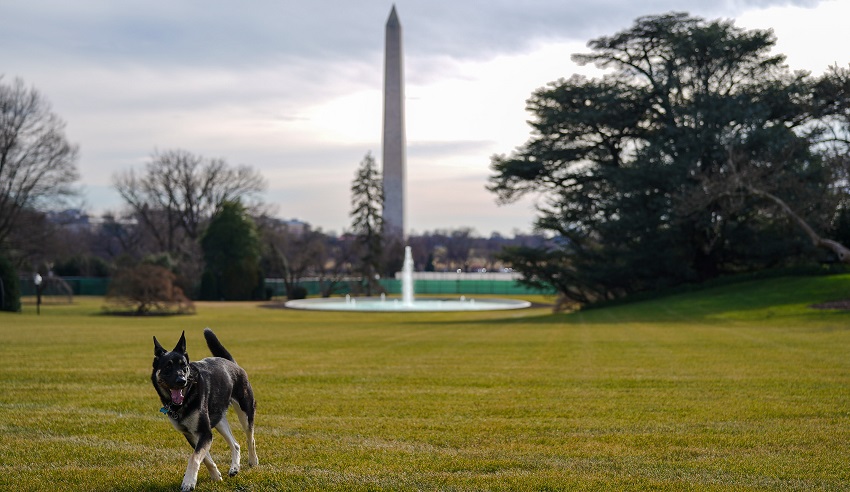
182, 431, 214, 492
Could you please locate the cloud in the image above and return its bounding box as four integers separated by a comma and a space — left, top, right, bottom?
409, 140, 494, 159
0, 0, 842, 236
2, 1, 825, 67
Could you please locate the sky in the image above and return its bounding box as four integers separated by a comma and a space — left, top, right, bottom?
2, 0, 848, 237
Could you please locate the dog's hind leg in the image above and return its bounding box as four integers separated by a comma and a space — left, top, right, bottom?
214, 416, 242, 477
233, 400, 258, 467
204, 451, 222, 482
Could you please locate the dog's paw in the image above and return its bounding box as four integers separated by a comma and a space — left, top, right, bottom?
248, 455, 259, 468
180, 482, 195, 492
211, 469, 223, 482
229, 465, 239, 477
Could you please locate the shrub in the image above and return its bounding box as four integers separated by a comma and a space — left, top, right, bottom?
53, 255, 111, 277
104, 264, 194, 315
288, 285, 308, 300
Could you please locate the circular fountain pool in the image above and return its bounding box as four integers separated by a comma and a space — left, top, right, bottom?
284, 295, 531, 312
285, 246, 532, 313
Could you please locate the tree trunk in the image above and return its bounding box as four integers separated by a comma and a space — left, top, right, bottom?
747, 186, 850, 263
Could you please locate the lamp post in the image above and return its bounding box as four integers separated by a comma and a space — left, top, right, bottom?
34, 273, 43, 315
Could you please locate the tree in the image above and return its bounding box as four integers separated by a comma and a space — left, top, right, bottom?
350, 152, 384, 295
0, 77, 79, 248
114, 149, 266, 247
113, 149, 266, 292
445, 228, 476, 271
489, 13, 846, 304
3, 208, 62, 270
315, 234, 357, 297
816, 65, 850, 251
262, 219, 319, 299
199, 201, 264, 301
89, 212, 147, 260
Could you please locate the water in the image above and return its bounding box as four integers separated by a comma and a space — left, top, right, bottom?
286, 296, 530, 312
402, 246, 414, 306
284, 246, 531, 312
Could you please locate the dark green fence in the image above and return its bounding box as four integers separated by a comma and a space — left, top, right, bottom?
20, 276, 553, 298
267, 278, 553, 297
19, 276, 110, 296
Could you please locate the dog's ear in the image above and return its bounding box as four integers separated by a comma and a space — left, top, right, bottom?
173, 331, 188, 360
153, 336, 166, 358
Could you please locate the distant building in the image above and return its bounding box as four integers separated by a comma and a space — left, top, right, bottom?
46, 209, 91, 233
281, 218, 308, 236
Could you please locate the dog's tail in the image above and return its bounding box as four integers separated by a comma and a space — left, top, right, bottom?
204, 328, 235, 362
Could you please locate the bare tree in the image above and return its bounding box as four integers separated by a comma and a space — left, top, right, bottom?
316, 234, 356, 297
445, 228, 476, 271
260, 218, 344, 299
0, 77, 79, 247
113, 149, 266, 254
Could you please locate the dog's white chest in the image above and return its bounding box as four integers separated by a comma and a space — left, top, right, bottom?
170, 410, 200, 433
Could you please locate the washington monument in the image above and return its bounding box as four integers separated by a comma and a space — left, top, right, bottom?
382, 5, 406, 239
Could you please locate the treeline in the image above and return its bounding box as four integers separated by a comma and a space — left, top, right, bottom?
9, 207, 545, 297
0, 75, 544, 314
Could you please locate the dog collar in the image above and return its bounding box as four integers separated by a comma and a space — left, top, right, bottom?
160, 404, 181, 419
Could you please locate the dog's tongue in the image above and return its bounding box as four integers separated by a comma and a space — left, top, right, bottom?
170, 388, 184, 405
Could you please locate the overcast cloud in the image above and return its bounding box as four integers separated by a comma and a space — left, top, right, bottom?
0, 0, 845, 235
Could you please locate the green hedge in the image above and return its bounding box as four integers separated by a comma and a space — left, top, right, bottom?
0, 255, 21, 312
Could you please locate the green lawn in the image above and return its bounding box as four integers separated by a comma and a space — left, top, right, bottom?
1, 276, 850, 491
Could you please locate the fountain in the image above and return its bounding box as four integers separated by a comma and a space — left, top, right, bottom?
284, 246, 531, 312
401, 246, 415, 306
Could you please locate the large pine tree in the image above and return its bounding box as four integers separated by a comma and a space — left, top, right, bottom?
489, 13, 848, 304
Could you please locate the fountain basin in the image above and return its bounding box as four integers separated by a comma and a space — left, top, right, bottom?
284, 296, 531, 312
285, 246, 531, 312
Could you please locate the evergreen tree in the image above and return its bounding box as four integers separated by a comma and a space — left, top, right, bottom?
489, 13, 846, 304
200, 201, 263, 300
350, 152, 384, 295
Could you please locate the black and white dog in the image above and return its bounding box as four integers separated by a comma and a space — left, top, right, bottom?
152, 328, 258, 491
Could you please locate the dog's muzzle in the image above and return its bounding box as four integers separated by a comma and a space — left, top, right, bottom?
159, 376, 188, 405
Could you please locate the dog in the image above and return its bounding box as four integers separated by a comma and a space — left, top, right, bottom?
152, 328, 258, 491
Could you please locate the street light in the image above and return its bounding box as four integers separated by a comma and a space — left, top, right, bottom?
34, 273, 43, 315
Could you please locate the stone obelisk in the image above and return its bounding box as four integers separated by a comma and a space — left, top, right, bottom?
382, 5, 406, 239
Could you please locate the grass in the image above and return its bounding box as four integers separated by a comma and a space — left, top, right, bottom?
1, 276, 850, 491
